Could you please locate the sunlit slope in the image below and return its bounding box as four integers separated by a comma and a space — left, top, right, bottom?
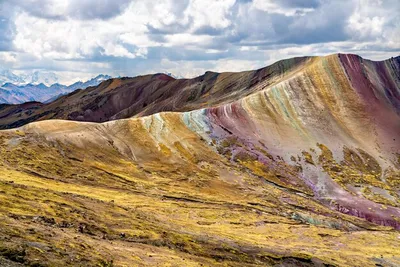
0, 115, 399, 266
198, 54, 400, 227
0, 54, 399, 266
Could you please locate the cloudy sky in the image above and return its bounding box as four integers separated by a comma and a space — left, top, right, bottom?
0, 0, 399, 84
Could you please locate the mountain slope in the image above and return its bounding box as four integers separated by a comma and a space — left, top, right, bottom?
0, 56, 310, 129
0, 54, 399, 266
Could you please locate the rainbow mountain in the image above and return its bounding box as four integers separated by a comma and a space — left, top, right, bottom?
0, 54, 399, 266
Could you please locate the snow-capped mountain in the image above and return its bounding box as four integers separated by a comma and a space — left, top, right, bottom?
0, 69, 26, 86
24, 71, 59, 86
0, 69, 59, 86
0, 69, 114, 88
0, 74, 112, 104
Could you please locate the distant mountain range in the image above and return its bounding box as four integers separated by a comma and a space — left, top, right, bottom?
0, 72, 112, 104
0, 69, 60, 86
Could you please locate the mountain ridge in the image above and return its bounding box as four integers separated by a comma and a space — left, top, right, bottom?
0, 53, 399, 130
0, 55, 313, 128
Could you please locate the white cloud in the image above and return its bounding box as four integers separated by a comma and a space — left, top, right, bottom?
212, 58, 264, 72
0, 52, 17, 63
12, 0, 133, 20
252, 0, 315, 16
346, 0, 399, 46
240, 46, 258, 51
14, 14, 95, 59
12, 7, 149, 60
119, 33, 159, 48
348, 11, 385, 40
185, 0, 236, 30
164, 34, 214, 47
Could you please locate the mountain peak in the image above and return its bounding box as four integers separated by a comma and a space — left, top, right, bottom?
92, 74, 112, 81
36, 83, 48, 89
26, 71, 59, 86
